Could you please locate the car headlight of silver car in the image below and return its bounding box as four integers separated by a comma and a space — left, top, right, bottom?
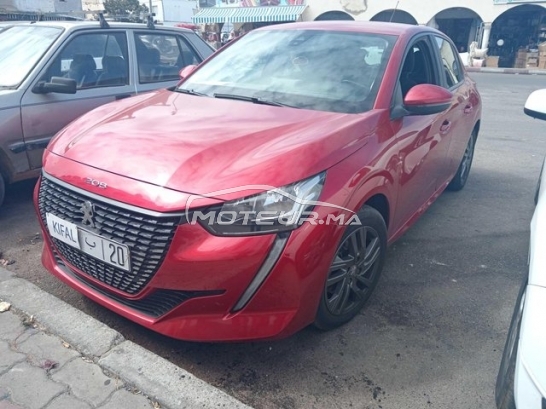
195, 173, 326, 236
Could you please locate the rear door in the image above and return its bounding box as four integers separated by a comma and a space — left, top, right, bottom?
20, 30, 134, 170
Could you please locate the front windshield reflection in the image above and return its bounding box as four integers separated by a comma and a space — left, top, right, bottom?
179, 29, 397, 114
0, 26, 63, 88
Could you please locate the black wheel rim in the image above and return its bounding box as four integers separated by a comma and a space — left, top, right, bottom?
325, 226, 381, 316
460, 135, 475, 181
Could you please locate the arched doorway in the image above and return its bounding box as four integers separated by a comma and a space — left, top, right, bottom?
370, 10, 417, 25
315, 11, 354, 21
429, 8, 483, 53
489, 4, 546, 68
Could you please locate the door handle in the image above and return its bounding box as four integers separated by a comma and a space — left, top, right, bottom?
464, 104, 473, 114
440, 120, 451, 135
115, 94, 132, 100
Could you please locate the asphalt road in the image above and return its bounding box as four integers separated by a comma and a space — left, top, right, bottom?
1, 72, 545, 409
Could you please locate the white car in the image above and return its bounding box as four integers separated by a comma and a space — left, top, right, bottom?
496, 89, 546, 409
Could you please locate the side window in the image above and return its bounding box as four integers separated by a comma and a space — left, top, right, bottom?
135, 33, 201, 83
434, 36, 464, 88
41, 32, 129, 89
399, 39, 439, 98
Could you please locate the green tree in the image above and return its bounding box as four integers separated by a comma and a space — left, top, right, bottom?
103, 0, 148, 18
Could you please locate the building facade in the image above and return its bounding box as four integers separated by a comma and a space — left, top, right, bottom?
148, 0, 197, 25
193, 0, 546, 68
0, 0, 82, 13
0, 0, 83, 19
305, 0, 546, 68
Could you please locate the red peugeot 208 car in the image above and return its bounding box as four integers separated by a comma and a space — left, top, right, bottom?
35, 21, 481, 342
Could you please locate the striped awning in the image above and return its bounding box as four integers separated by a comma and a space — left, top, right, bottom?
192, 5, 307, 24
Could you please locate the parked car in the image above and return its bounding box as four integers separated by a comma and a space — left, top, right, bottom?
35, 21, 481, 342
0, 20, 214, 207
496, 89, 546, 409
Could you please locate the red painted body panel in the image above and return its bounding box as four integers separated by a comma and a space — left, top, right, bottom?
35, 21, 482, 342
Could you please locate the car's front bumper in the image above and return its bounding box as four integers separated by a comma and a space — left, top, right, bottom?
35, 169, 348, 342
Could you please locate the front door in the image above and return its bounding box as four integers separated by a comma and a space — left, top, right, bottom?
391, 36, 452, 230
20, 30, 134, 169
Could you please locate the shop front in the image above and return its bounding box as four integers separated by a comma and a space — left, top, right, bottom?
488, 3, 546, 68
192, 0, 307, 48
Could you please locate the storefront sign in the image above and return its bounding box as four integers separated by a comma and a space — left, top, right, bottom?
493, 0, 546, 4
206, 0, 305, 6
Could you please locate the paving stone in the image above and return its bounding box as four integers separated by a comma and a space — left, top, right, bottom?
0, 362, 66, 409
0, 312, 26, 343
45, 393, 92, 409
98, 389, 153, 409
0, 279, 123, 358
51, 358, 118, 407
0, 268, 14, 282
100, 341, 252, 409
18, 333, 80, 372
0, 341, 25, 374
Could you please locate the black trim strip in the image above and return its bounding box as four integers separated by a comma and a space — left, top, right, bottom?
232, 234, 289, 312
8, 142, 27, 154
26, 136, 52, 151
55, 253, 224, 318
524, 107, 546, 122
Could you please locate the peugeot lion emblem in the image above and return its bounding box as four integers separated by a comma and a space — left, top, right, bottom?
80, 201, 95, 228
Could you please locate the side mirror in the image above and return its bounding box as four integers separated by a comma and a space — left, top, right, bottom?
33, 77, 77, 94
403, 84, 453, 116
524, 89, 546, 121
179, 65, 197, 80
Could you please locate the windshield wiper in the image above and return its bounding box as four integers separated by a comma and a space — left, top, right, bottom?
213, 93, 298, 108
174, 88, 208, 97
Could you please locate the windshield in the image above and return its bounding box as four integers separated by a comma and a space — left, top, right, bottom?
178, 29, 397, 114
0, 26, 63, 88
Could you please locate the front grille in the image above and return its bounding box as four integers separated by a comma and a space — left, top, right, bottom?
38, 174, 183, 295
53, 252, 222, 318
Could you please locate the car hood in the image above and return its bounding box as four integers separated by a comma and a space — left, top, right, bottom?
48, 90, 382, 197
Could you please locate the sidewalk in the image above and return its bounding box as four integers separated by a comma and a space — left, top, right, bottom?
0, 267, 252, 409
466, 66, 546, 75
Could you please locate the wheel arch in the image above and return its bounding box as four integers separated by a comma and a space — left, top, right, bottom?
0, 148, 12, 183
364, 194, 390, 230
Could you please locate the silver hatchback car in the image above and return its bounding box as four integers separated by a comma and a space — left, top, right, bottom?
0, 20, 214, 206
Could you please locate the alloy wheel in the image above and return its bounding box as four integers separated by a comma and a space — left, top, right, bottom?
325, 226, 381, 316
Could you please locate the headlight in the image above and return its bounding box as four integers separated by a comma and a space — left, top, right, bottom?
193, 173, 326, 236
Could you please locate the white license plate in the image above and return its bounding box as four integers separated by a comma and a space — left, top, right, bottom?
46, 213, 130, 272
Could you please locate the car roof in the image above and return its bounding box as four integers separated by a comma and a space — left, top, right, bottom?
1, 20, 193, 33
261, 21, 439, 37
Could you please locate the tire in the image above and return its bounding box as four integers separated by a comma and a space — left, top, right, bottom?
0, 174, 5, 208
495, 279, 527, 409
315, 206, 387, 330
447, 130, 477, 191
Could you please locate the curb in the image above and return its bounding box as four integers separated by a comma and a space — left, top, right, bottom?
0, 267, 252, 409
466, 67, 546, 75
